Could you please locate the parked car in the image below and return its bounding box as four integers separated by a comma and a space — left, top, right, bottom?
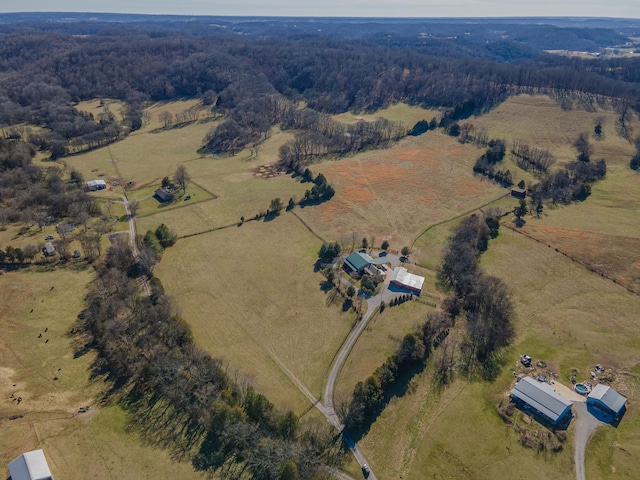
45, 234, 54, 240
362, 464, 370, 478
184, 195, 191, 201
72, 250, 81, 258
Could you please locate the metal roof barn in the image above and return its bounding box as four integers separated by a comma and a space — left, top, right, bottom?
510, 376, 573, 425
390, 267, 425, 294
587, 384, 627, 420
9, 449, 53, 480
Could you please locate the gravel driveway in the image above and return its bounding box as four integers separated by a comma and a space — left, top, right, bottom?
573, 402, 604, 480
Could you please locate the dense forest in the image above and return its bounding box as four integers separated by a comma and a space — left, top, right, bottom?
1, 15, 640, 159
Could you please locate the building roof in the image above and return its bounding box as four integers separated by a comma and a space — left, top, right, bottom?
87, 179, 106, 187
588, 384, 627, 414
9, 449, 53, 480
390, 267, 425, 292
44, 242, 55, 254
344, 252, 371, 272
154, 189, 174, 202
511, 376, 573, 422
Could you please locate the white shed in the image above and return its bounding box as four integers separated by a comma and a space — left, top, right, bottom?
8, 449, 53, 480
86, 179, 107, 191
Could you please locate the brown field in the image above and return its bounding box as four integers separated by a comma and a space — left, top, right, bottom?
518, 223, 640, 294
74, 98, 127, 122
296, 131, 506, 248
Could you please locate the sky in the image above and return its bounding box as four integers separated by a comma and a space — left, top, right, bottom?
1, 1, 639, 19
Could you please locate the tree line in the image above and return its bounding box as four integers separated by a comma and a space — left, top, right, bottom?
2, 25, 640, 160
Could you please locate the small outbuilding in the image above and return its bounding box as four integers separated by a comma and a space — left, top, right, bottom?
510, 187, 526, 199
9, 449, 53, 480
154, 189, 174, 203
587, 384, 627, 422
86, 179, 107, 191
510, 376, 573, 427
390, 267, 425, 295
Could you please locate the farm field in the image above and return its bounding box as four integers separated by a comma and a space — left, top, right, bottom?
296, 131, 506, 248
354, 229, 640, 480
0, 267, 204, 479
468, 94, 639, 166
153, 212, 358, 412
5, 93, 640, 480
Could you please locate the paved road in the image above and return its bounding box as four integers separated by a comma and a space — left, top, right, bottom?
573, 402, 604, 480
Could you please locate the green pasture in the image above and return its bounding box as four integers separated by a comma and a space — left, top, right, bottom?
153, 213, 358, 413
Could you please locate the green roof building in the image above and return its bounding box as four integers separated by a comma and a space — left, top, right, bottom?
343, 252, 388, 273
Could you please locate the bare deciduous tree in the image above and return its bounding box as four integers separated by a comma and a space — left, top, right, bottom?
173, 165, 190, 195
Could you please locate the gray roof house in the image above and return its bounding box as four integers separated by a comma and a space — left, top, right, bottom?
154, 188, 175, 203
9, 449, 53, 480
510, 376, 573, 427
587, 384, 627, 422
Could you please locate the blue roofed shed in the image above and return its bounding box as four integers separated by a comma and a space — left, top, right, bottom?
587, 384, 626, 422
510, 376, 573, 427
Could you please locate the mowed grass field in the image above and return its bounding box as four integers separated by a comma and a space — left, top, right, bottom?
153, 213, 357, 413
0, 268, 205, 479
296, 131, 506, 249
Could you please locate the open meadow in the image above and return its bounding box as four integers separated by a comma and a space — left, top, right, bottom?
295, 131, 506, 249
0, 267, 205, 479
153, 212, 358, 413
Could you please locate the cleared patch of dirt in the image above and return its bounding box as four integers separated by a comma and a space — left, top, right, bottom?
252, 164, 288, 179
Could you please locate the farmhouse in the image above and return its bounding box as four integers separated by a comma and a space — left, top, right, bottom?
390, 267, 425, 295
343, 252, 388, 274
510, 187, 526, 199
510, 376, 573, 427
43, 242, 55, 256
154, 188, 175, 203
8, 449, 53, 480
86, 179, 107, 191
587, 384, 627, 422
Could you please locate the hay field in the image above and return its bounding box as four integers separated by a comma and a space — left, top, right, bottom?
295, 131, 506, 248
153, 213, 357, 412
0, 268, 205, 479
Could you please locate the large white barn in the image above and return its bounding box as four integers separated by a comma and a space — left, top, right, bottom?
390, 267, 425, 295
8, 449, 53, 480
